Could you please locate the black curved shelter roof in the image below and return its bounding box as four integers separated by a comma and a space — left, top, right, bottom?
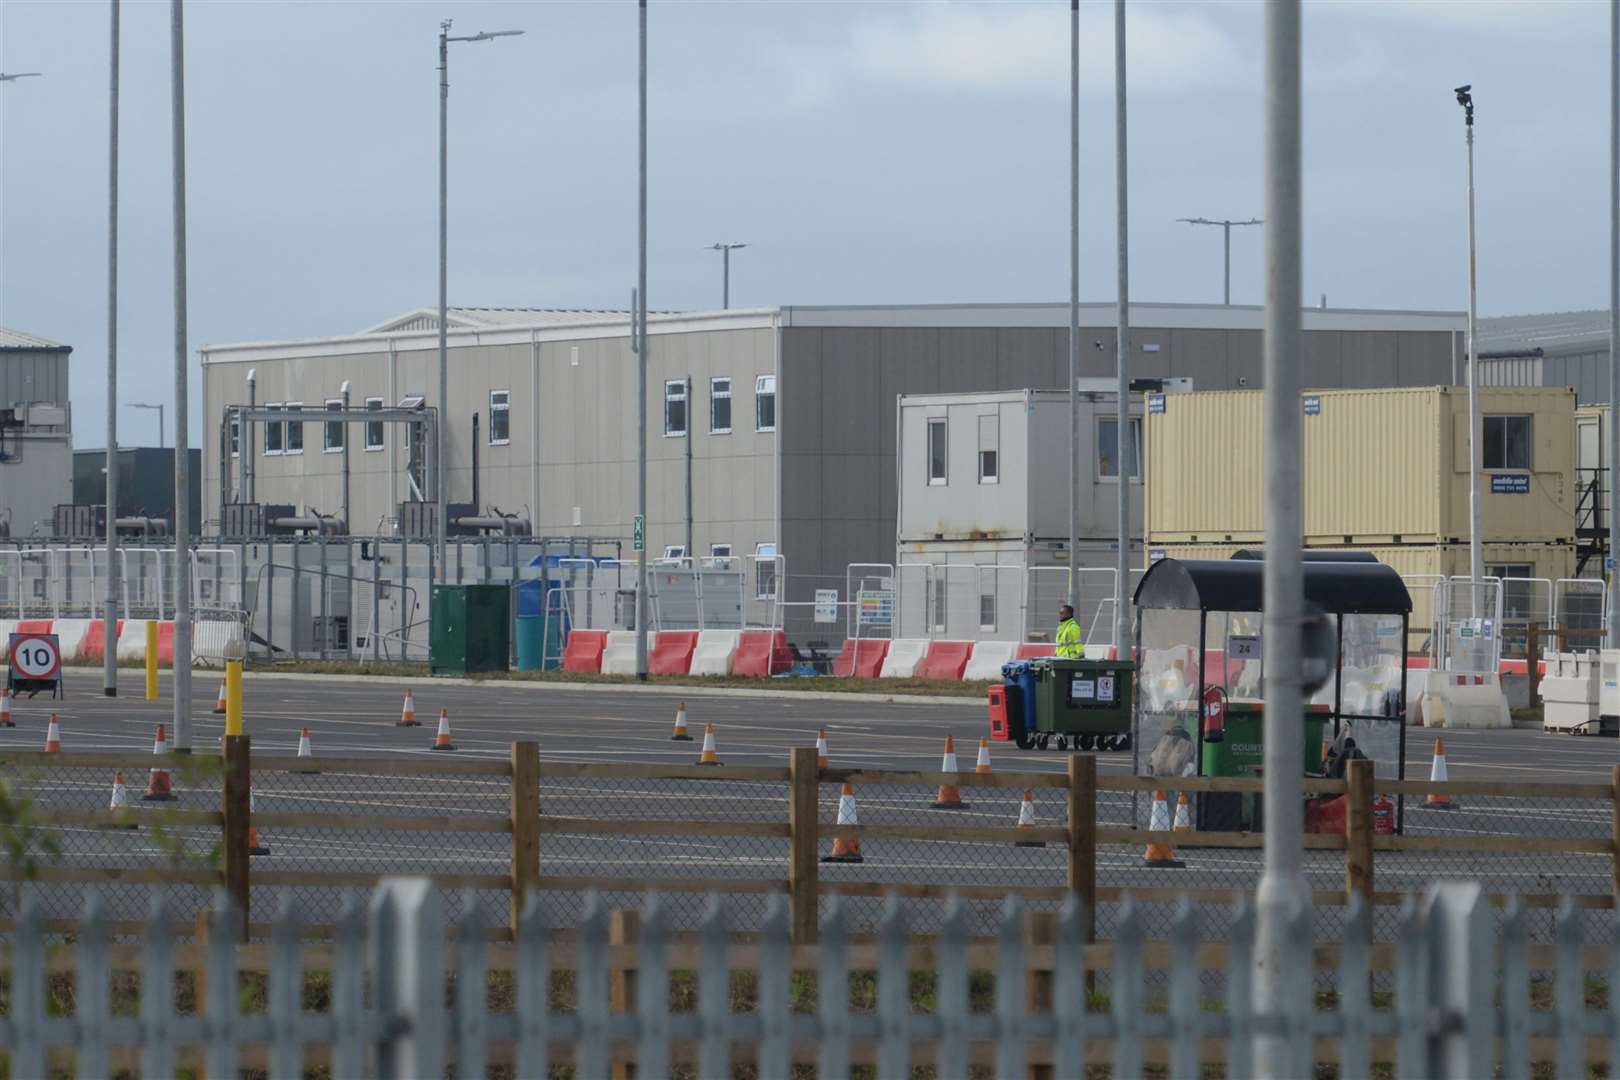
1229, 549, 1379, 563
1133, 558, 1412, 615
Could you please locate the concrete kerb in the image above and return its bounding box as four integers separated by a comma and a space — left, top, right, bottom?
228, 670, 979, 708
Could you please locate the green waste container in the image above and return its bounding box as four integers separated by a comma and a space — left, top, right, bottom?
1029, 657, 1136, 746
1178, 702, 1330, 830
431, 584, 511, 675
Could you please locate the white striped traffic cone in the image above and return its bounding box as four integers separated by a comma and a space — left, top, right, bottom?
398, 689, 420, 727
1425, 737, 1455, 808
212, 680, 228, 715
974, 736, 993, 774
247, 787, 269, 856
1, 688, 15, 727
1142, 790, 1185, 868
430, 709, 456, 751
671, 702, 692, 741
43, 713, 61, 753
142, 723, 175, 801
295, 727, 320, 774
1014, 789, 1045, 848
1172, 792, 1193, 833
107, 770, 138, 829
931, 736, 969, 809
816, 728, 829, 768
696, 723, 722, 765
821, 782, 864, 863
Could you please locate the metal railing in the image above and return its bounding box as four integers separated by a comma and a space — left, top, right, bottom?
5, 877, 1617, 1076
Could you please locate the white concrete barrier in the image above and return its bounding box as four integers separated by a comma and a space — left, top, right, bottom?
598, 631, 638, 675
688, 630, 742, 676
963, 641, 1016, 681
1419, 669, 1511, 730
51, 619, 91, 661
878, 638, 930, 679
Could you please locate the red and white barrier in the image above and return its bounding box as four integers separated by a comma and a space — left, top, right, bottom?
963, 641, 1017, 680
878, 639, 931, 678
688, 630, 742, 676
598, 631, 637, 675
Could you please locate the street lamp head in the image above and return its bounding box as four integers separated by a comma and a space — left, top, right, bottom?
451, 28, 525, 43
0, 72, 44, 82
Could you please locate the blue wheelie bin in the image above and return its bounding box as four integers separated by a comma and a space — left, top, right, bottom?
999, 660, 1040, 749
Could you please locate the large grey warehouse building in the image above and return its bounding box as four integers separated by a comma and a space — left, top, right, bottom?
200, 301, 1465, 624
1, 327, 73, 538
1479, 309, 1616, 403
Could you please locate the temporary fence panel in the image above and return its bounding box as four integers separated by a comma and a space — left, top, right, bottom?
1435, 576, 1505, 674
1555, 577, 1608, 641
1401, 573, 1444, 657
845, 564, 895, 638
1024, 566, 1071, 645
744, 554, 784, 631
895, 563, 932, 640
1498, 577, 1553, 660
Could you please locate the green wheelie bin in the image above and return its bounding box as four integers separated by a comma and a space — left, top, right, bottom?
1027, 657, 1137, 751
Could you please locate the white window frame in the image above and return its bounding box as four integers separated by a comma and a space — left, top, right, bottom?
664, 379, 689, 437
364, 397, 385, 451
710, 543, 733, 559
489, 389, 511, 445
264, 403, 284, 456
661, 544, 688, 561
979, 590, 996, 632
927, 417, 948, 486
1096, 416, 1142, 481
977, 413, 999, 485
229, 412, 240, 458
755, 374, 777, 433
283, 401, 305, 455
710, 377, 732, 435
323, 398, 344, 453
930, 576, 947, 633
755, 542, 778, 600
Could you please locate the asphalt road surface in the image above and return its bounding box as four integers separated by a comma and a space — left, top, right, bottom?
1, 671, 1615, 940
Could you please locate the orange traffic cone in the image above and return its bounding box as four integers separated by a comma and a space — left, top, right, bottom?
1142, 790, 1185, 868
43, 713, 61, 753
1425, 737, 1455, 809
1014, 789, 1045, 848
974, 736, 993, 774
931, 736, 969, 809
142, 724, 175, 801
1172, 792, 1193, 833
430, 709, 456, 751
671, 702, 692, 741
821, 782, 864, 863
212, 680, 228, 715
0, 688, 15, 727
696, 723, 722, 765
294, 727, 320, 774
816, 728, 830, 768
247, 787, 269, 856
397, 689, 420, 727
106, 770, 137, 829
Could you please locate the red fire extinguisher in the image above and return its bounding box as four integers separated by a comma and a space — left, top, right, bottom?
1202, 685, 1226, 743
1372, 794, 1395, 836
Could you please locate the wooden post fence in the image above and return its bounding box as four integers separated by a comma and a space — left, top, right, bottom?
510, 742, 540, 934
221, 735, 250, 936
1345, 758, 1374, 904
788, 746, 819, 944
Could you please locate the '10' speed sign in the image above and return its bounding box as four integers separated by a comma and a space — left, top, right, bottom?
9, 634, 61, 680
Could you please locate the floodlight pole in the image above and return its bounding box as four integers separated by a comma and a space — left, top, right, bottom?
103, 0, 120, 697
1253, 3, 1305, 1075
170, 0, 192, 750
1458, 85, 1483, 592
1609, 0, 1618, 649
1177, 217, 1263, 305
1067, 0, 1080, 612
635, 0, 650, 681
1112, 0, 1131, 655
711, 242, 747, 309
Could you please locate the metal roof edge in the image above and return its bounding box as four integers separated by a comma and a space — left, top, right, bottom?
199, 308, 781, 365
778, 302, 1465, 332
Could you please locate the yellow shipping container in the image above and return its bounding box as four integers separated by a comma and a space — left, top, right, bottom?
1145, 386, 1576, 546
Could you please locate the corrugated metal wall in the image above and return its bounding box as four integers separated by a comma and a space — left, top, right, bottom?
1146, 386, 1575, 546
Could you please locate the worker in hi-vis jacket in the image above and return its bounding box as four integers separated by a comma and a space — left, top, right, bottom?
1055, 604, 1084, 659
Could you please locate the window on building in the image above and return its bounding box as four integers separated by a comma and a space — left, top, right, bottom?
979, 591, 996, 632
755, 375, 777, 432
710, 543, 732, 559
324, 399, 344, 453
1484, 414, 1532, 470
931, 576, 947, 632
229, 413, 240, 458
661, 545, 688, 561
755, 542, 778, 599
489, 390, 511, 444
1097, 417, 1142, 479
1488, 563, 1537, 619
710, 377, 732, 434
284, 402, 304, 454
264, 404, 284, 455
978, 414, 999, 484
664, 380, 688, 436
364, 397, 385, 451
927, 417, 948, 485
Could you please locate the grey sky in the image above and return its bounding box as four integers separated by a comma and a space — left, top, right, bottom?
1, 1, 1613, 445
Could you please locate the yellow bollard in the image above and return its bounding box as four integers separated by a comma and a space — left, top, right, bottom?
224, 659, 243, 736
144, 620, 159, 701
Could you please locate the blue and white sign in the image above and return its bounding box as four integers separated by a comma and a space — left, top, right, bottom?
1490, 474, 1530, 494
1302, 395, 1321, 416
1149, 549, 1167, 562
1147, 394, 1166, 414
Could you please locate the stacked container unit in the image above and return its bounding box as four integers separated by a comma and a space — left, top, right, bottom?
1144, 385, 1579, 650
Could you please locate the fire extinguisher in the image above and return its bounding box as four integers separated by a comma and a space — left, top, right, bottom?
1202, 685, 1226, 743
1372, 794, 1395, 836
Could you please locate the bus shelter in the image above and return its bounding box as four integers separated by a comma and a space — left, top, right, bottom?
1131, 555, 1412, 831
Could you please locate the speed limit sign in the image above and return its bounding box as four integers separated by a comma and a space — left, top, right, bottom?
8, 633, 63, 698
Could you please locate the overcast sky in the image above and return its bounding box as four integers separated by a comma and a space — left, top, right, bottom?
1, 0, 1614, 446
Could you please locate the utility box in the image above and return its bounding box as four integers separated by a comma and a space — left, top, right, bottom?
1542, 651, 1602, 733
430, 584, 511, 675
1028, 657, 1135, 747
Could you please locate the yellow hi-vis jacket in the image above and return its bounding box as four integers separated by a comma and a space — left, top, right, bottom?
1055, 618, 1084, 659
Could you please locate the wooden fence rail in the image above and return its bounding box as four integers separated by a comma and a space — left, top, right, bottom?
3, 741, 1617, 944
